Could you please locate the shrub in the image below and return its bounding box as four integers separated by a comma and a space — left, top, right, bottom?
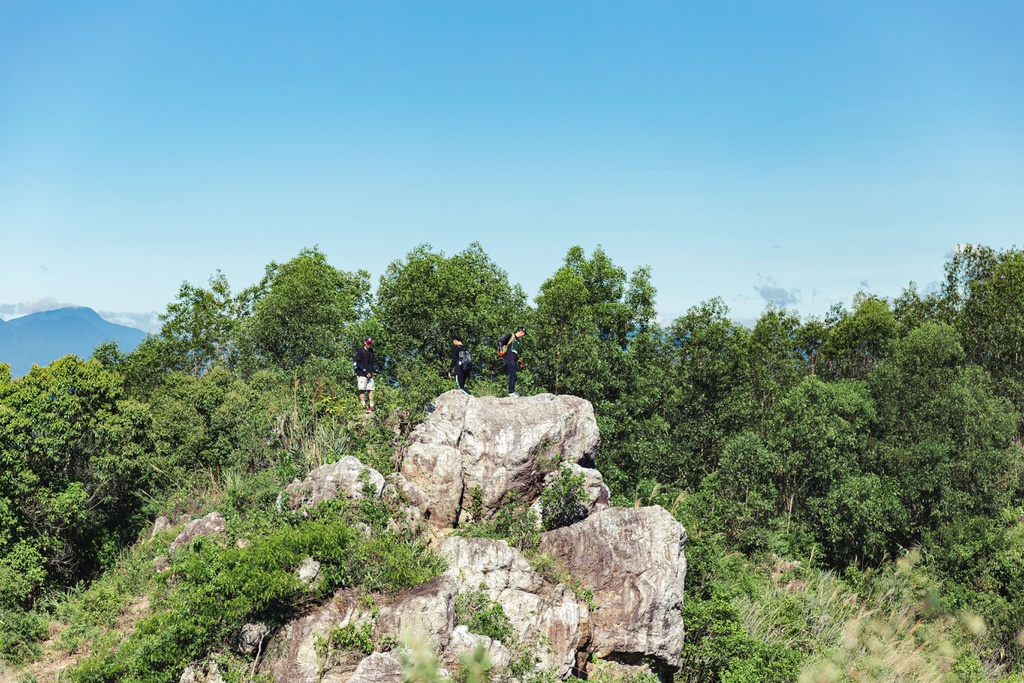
69, 515, 443, 683
539, 465, 589, 531
0, 607, 47, 666
454, 585, 514, 644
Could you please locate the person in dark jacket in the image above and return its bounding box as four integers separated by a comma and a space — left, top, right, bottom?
354, 337, 376, 412
498, 327, 526, 397
448, 334, 472, 395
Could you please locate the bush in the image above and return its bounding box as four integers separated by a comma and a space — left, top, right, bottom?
70, 514, 444, 683
457, 490, 540, 552
454, 585, 514, 644
539, 465, 589, 531
0, 607, 47, 666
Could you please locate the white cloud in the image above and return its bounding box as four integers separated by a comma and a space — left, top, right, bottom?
754, 275, 801, 308
0, 297, 78, 318
945, 243, 974, 258
0, 299, 159, 333
97, 310, 161, 334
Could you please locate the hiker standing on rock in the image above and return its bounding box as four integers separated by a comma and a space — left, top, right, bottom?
498, 327, 526, 397
448, 334, 472, 395
354, 337, 376, 412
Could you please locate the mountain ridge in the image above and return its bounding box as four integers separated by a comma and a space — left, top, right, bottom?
0, 307, 146, 377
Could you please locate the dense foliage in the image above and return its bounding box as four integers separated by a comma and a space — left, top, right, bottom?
3, 242, 1024, 681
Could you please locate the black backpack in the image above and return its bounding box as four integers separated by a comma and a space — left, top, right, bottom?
458, 346, 473, 371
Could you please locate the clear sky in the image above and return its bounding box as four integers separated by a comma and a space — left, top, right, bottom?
2, 2, 1022, 332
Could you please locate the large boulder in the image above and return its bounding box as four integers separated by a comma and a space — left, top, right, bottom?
260, 578, 457, 683
376, 575, 458, 651
259, 589, 372, 683
539, 506, 687, 674
441, 536, 584, 678
396, 391, 603, 529
348, 652, 403, 682
281, 456, 386, 512
169, 512, 227, 556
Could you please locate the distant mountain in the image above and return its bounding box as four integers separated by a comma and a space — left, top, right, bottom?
0, 307, 147, 377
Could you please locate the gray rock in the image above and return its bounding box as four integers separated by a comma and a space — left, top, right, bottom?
377, 575, 458, 651
259, 589, 371, 683
151, 515, 173, 538
539, 506, 687, 674
399, 391, 601, 529
297, 557, 322, 587
441, 536, 583, 678
178, 661, 224, 683
446, 624, 512, 671
235, 622, 271, 657
394, 444, 464, 527
348, 652, 403, 682
169, 512, 227, 556
281, 456, 386, 512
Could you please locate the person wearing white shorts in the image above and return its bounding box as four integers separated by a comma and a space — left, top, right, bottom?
354, 338, 376, 412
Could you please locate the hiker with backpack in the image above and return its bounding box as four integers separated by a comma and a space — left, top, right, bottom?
497, 327, 526, 397
354, 337, 376, 412
448, 334, 472, 395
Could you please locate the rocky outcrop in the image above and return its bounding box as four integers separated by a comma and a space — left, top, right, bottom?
348, 652, 403, 682
260, 589, 372, 683
235, 622, 272, 657
169, 512, 227, 556
281, 456, 386, 512
260, 392, 685, 682
395, 391, 603, 529
540, 506, 687, 674
447, 625, 512, 671
442, 537, 584, 677
376, 575, 458, 651
179, 661, 225, 683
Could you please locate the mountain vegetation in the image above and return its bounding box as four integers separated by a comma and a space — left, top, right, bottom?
2, 242, 1024, 682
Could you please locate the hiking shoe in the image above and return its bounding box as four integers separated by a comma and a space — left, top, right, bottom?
369, 405, 375, 412
508, 392, 520, 397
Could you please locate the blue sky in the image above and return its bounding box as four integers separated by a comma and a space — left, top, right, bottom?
2, 2, 1022, 332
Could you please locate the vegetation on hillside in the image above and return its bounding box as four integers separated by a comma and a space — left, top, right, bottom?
2, 242, 1024, 681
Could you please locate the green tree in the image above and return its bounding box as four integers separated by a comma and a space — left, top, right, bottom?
532, 246, 657, 403
748, 306, 806, 418
238, 247, 370, 370
767, 376, 876, 560
0, 357, 151, 593
955, 247, 1024, 415
655, 298, 755, 487
820, 294, 897, 380
375, 242, 527, 378
146, 367, 278, 477
869, 322, 1019, 542
159, 271, 238, 375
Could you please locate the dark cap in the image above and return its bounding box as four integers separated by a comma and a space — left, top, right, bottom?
516, 326, 526, 333
364, 338, 373, 345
